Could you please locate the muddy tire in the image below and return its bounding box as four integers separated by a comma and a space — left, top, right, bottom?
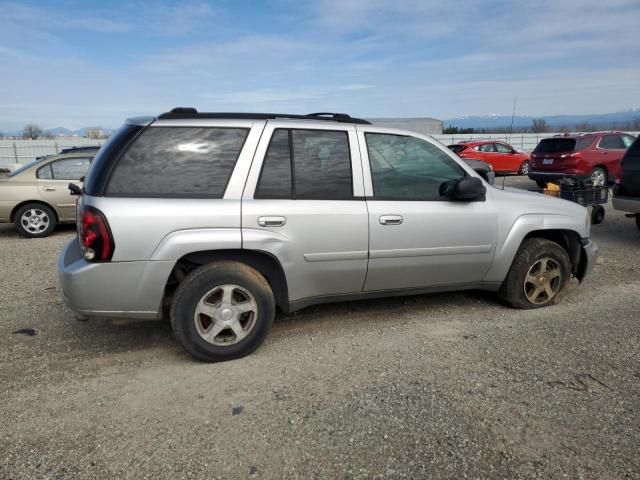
499, 238, 571, 309
170, 261, 275, 362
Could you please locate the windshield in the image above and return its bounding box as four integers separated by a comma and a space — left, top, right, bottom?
8, 157, 47, 177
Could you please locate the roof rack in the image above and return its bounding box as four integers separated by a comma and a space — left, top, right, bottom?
157, 107, 371, 125
59, 146, 101, 154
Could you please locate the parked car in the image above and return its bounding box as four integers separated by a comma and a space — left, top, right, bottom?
447, 140, 529, 175
528, 132, 635, 188
59, 108, 597, 362
0, 146, 99, 237
612, 135, 640, 230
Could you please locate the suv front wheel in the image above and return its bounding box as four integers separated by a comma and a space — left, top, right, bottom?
499, 238, 571, 309
170, 261, 275, 362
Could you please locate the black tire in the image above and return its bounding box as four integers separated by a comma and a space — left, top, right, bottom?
170, 261, 275, 362
591, 205, 605, 225
499, 238, 571, 309
635, 215, 640, 231
519, 160, 530, 175
14, 202, 56, 238
536, 180, 547, 189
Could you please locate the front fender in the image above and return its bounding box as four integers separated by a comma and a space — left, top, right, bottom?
483, 213, 587, 282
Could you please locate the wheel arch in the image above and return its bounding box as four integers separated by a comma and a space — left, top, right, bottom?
163, 249, 289, 314
484, 216, 587, 283
522, 229, 582, 277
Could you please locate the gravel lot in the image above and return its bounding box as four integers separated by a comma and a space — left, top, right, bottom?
1, 177, 639, 480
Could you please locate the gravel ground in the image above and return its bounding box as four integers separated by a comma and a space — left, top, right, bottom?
1, 177, 639, 480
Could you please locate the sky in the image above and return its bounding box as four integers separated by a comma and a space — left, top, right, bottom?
1, 0, 639, 131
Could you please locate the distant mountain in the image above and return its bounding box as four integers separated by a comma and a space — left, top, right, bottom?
445, 109, 640, 130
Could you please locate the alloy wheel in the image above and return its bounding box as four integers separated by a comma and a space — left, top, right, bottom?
20, 209, 50, 235
193, 284, 258, 346
523, 257, 562, 305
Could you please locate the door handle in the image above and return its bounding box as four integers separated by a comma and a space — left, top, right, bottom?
43, 187, 56, 191
258, 216, 286, 227
379, 215, 403, 225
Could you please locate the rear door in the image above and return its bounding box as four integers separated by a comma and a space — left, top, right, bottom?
36, 157, 91, 220
242, 121, 369, 303
358, 128, 498, 291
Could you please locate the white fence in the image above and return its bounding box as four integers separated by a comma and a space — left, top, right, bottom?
0, 139, 105, 168
432, 132, 640, 152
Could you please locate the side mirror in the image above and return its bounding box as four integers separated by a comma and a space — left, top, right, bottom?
68, 183, 82, 196
440, 177, 486, 201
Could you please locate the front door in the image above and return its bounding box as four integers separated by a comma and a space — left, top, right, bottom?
242, 122, 369, 303
358, 128, 498, 292
36, 157, 90, 220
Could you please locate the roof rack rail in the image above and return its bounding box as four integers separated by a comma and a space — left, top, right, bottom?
157, 107, 371, 125
59, 146, 101, 154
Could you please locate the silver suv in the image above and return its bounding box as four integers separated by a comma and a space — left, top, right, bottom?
58, 108, 598, 361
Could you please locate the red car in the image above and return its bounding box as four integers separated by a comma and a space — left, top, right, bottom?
448, 140, 530, 175
528, 132, 635, 187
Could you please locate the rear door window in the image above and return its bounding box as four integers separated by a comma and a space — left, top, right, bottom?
107, 127, 249, 197
478, 143, 496, 152
50, 158, 91, 180
255, 129, 353, 200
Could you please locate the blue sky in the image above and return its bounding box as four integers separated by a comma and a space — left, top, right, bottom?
1, 0, 639, 130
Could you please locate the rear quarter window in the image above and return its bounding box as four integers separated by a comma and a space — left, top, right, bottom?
447, 145, 466, 154
106, 127, 249, 197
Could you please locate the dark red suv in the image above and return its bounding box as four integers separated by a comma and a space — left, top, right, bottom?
528, 132, 635, 187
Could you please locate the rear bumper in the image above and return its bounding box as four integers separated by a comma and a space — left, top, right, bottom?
612, 195, 640, 214
579, 239, 598, 282
58, 239, 174, 320
528, 171, 584, 183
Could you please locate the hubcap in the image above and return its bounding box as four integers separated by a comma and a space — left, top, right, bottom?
520, 161, 529, 175
591, 169, 605, 187
523, 257, 562, 305
20, 209, 50, 234
194, 284, 258, 346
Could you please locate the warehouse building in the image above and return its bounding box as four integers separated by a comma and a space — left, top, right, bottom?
366, 117, 443, 135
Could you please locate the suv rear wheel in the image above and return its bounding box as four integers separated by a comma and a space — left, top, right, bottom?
14, 202, 56, 238
499, 238, 571, 309
170, 261, 275, 362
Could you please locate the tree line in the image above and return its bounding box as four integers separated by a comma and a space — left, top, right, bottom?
0, 124, 108, 139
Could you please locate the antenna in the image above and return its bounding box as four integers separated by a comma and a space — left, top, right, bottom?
508, 97, 517, 143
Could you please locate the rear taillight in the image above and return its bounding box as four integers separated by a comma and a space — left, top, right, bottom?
79, 205, 114, 262
569, 151, 582, 160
